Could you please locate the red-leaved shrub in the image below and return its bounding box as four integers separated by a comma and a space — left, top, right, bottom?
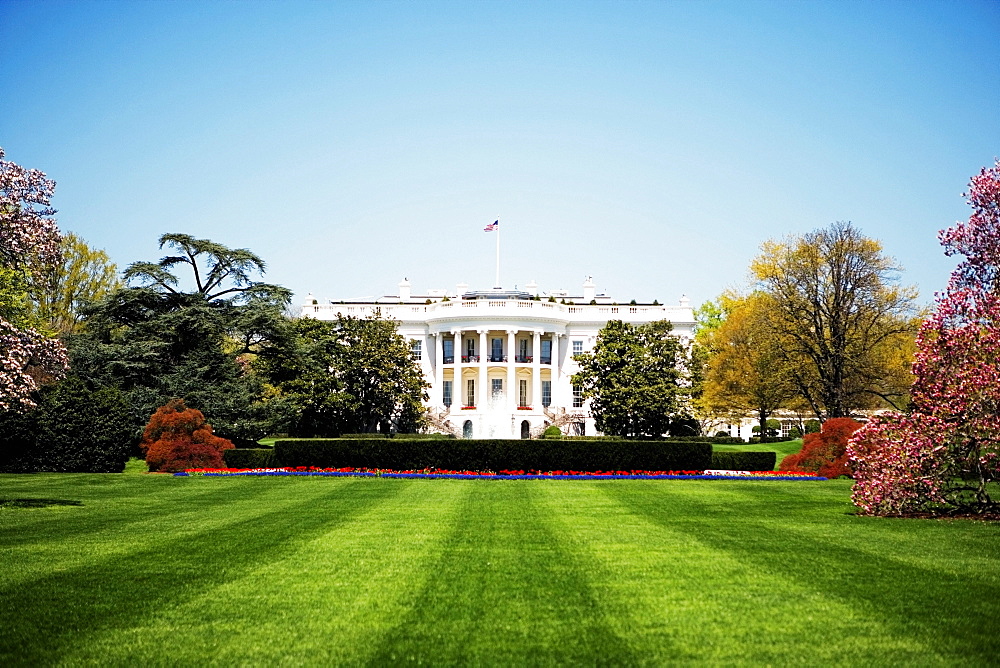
779, 417, 862, 478
140, 398, 234, 472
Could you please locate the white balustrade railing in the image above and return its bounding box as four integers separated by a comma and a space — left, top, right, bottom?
304, 299, 686, 323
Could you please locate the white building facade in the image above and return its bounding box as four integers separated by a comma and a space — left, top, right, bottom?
301, 278, 695, 439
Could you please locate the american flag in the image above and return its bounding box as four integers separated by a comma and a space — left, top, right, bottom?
484, 220, 498, 232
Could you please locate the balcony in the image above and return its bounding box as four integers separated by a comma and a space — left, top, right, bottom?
515, 355, 532, 363
461, 355, 480, 363
540, 356, 552, 365
443, 355, 454, 364
489, 355, 507, 363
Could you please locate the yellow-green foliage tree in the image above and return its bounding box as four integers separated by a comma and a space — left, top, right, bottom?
701, 291, 797, 438
28, 232, 121, 335
752, 222, 918, 419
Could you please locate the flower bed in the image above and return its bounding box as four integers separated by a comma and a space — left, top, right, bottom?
174, 466, 826, 480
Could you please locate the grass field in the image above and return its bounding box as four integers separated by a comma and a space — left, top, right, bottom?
2, 468, 998, 665
713, 439, 804, 469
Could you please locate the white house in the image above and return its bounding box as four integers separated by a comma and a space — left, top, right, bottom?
301, 278, 695, 439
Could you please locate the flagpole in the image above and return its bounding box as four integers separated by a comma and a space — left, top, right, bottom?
495, 219, 501, 289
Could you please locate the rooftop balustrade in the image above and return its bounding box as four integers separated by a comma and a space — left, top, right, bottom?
304, 299, 691, 324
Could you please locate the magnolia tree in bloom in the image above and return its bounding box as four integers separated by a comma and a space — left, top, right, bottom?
848, 161, 1000, 515
0, 147, 68, 411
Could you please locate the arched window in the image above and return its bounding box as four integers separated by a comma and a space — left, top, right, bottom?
463, 420, 473, 439
520, 420, 530, 439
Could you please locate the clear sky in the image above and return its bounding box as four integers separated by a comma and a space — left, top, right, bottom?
2, 0, 997, 308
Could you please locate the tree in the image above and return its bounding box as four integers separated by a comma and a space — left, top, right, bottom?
780, 417, 862, 479
700, 292, 797, 439
0, 147, 68, 411
0, 375, 133, 473
27, 232, 121, 335
141, 398, 234, 472
752, 222, 917, 419
572, 319, 689, 438
258, 313, 428, 436
69, 233, 292, 441
849, 162, 1000, 515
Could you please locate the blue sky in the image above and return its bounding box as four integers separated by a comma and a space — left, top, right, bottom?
1, 0, 997, 307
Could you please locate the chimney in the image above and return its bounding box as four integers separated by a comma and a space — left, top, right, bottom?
456, 282, 469, 298
583, 276, 596, 302
398, 278, 411, 301
525, 280, 539, 297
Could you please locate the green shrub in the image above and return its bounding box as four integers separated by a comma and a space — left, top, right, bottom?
223, 448, 278, 469
711, 451, 777, 471
273, 438, 712, 472
541, 425, 563, 439
668, 435, 744, 444
0, 376, 133, 473
340, 433, 391, 439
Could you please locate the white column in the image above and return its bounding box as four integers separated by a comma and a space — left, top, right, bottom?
478, 329, 488, 409
453, 328, 463, 406
507, 329, 516, 412
435, 332, 444, 408
552, 334, 563, 409
532, 330, 541, 411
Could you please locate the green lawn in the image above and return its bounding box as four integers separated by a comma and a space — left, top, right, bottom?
714, 438, 804, 469
2, 472, 998, 665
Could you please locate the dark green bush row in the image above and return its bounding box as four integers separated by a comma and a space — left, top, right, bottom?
0, 377, 133, 473
223, 449, 278, 469
666, 435, 746, 444
339, 433, 456, 440
273, 438, 712, 472
710, 451, 777, 471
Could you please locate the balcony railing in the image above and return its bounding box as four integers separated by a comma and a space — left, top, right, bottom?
443, 355, 454, 364
515, 355, 532, 363
461, 355, 480, 363
540, 356, 552, 364
489, 355, 507, 363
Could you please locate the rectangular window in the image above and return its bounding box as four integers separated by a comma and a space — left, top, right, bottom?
443, 338, 454, 363
572, 340, 583, 356
573, 421, 585, 436
519, 339, 528, 357
410, 339, 422, 361
573, 383, 584, 408
491, 378, 503, 399
491, 338, 503, 362
442, 380, 452, 407
519, 379, 528, 407
466, 378, 476, 407
466, 338, 475, 358
542, 380, 552, 407
541, 339, 552, 364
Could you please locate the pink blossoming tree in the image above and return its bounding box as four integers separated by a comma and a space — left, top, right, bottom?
0, 147, 68, 411
848, 161, 1000, 515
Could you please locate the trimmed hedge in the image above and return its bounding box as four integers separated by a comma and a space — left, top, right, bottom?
0, 376, 133, 473
273, 438, 712, 472
711, 451, 777, 471
223, 448, 278, 469
339, 433, 456, 440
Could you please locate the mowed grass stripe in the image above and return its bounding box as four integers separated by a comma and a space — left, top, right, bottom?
370, 480, 638, 665
599, 480, 998, 664
55, 479, 471, 666
543, 481, 938, 664
690, 482, 1000, 663
0, 476, 358, 590
0, 478, 406, 666
0, 472, 281, 551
